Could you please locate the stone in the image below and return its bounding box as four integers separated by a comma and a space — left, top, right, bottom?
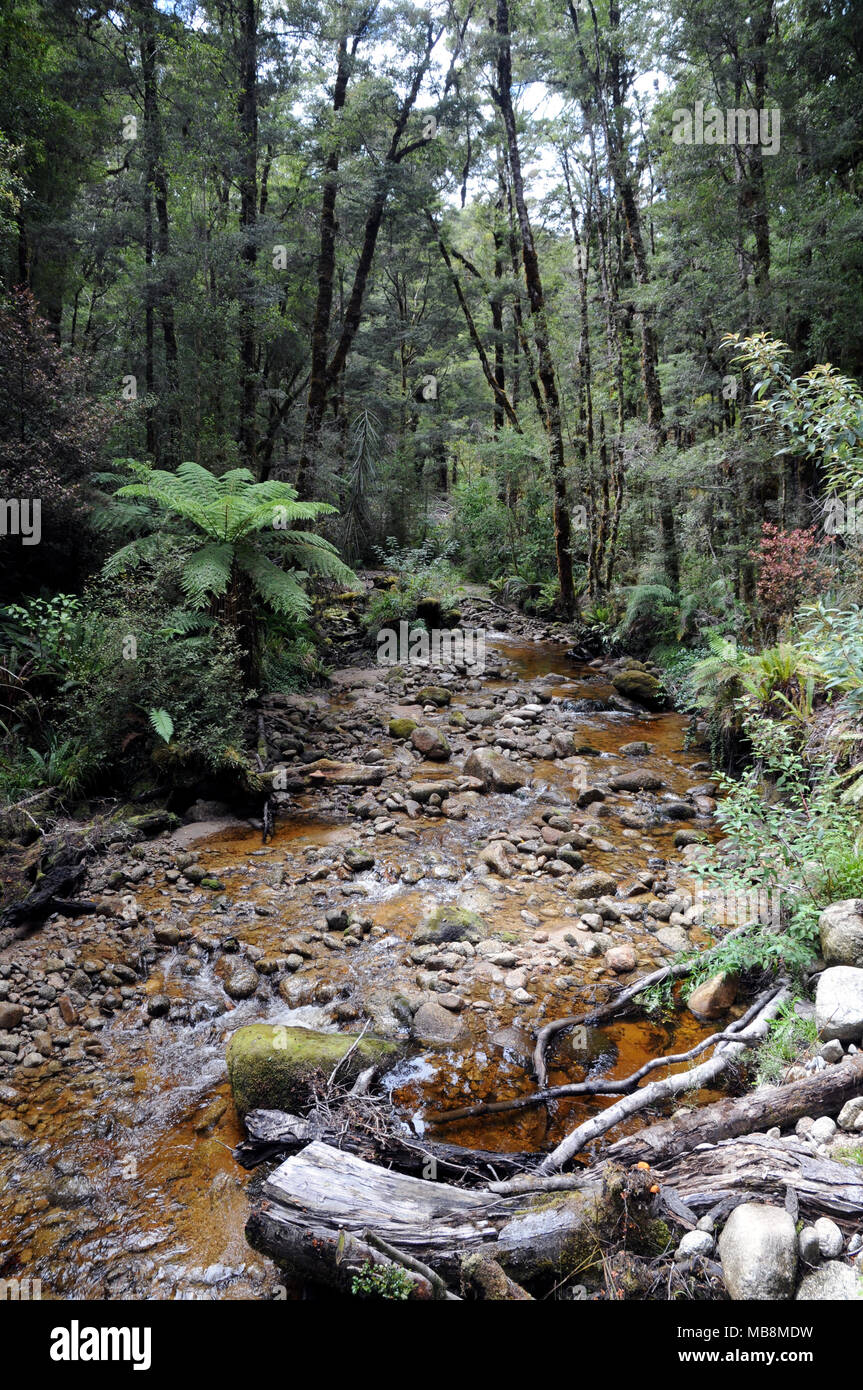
388, 717, 417, 739
819, 900, 863, 968
618, 741, 653, 757
146, 994, 171, 1018
226, 1024, 399, 1117
477, 842, 513, 877
571, 869, 618, 897
687, 972, 737, 1020
676, 1230, 714, 1260
819, 1039, 845, 1064
463, 747, 529, 793
606, 945, 637, 973
415, 686, 451, 706
718, 1203, 798, 1300
837, 1096, 863, 1132
813, 1217, 844, 1258
815, 966, 863, 1041
412, 1000, 468, 1046
809, 1116, 837, 1145
0, 1117, 30, 1147
608, 768, 664, 792
410, 726, 451, 761
798, 1227, 821, 1264
795, 1262, 863, 1300
0, 1004, 24, 1030
344, 846, 375, 872
610, 670, 664, 709
656, 925, 690, 953
225, 965, 259, 1001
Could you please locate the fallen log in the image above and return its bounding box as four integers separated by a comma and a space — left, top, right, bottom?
245, 1139, 634, 1292
656, 1134, 863, 1228
303, 759, 388, 786
235, 1107, 539, 1182
606, 1051, 863, 1168
533, 984, 789, 1176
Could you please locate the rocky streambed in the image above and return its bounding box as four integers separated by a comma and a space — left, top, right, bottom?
0, 618, 771, 1300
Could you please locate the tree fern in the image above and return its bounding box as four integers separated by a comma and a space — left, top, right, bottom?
102, 461, 357, 679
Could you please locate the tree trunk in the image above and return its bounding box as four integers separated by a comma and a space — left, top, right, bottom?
493, 0, 574, 615
237, 0, 258, 470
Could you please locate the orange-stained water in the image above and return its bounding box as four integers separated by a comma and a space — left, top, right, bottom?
0, 635, 727, 1299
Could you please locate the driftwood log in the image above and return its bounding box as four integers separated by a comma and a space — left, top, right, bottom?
605, 1051, 863, 1168
236, 1107, 539, 1182
654, 1134, 863, 1228
245, 1140, 639, 1293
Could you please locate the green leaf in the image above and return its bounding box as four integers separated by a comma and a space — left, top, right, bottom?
149, 708, 174, 744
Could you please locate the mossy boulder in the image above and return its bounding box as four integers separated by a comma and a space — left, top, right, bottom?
226, 1024, 401, 1117
610, 669, 665, 710
416, 685, 452, 706
388, 717, 418, 739
417, 904, 491, 944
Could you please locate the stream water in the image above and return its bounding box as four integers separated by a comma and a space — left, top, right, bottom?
0, 634, 729, 1300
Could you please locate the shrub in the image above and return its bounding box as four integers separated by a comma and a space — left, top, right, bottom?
751, 523, 821, 637
613, 584, 680, 654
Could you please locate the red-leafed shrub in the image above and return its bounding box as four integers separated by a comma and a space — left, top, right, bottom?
751, 522, 821, 635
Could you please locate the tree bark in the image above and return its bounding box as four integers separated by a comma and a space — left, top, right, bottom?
493, 0, 574, 615
237, 0, 258, 470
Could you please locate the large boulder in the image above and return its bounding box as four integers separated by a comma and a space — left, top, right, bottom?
226, 1024, 400, 1117
815, 966, 863, 1042
416, 686, 451, 707
410, 726, 451, 761
719, 1204, 798, 1300
610, 669, 665, 709
819, 901, 863, 968
463, 748, 529, 793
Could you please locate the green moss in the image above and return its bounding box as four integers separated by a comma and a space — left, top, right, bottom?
388, 717, 417, 739
416, 686, 451, 706
226, 1023, 401, 1117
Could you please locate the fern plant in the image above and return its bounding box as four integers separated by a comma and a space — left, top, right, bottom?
102, 461, 356, 681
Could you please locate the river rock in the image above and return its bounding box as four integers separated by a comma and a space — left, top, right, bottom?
416, 686, 451, 706
463, 748, 529, 792
656, 925, 690, 953
819, 900, 863, 967
478, 842, 513, 877
606, 944, 637, 973
0, 1004, 25, 1030
388, 717, 417, 739
837, 1096, 863, 1132
815, 966, 863, 1041
608, 769, 664, 792
571, 869, 618, 897
225, 964, 259, 1000
687, 972, 737, 1020
795, 1262, 863, 1300
412, 1000, 468, 1045
610, 670, 664, 709
410, 726, 451, 761
813, 1217, 845, 1257
718, 1204, 798, 1300
226, 1024, 400, 1117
